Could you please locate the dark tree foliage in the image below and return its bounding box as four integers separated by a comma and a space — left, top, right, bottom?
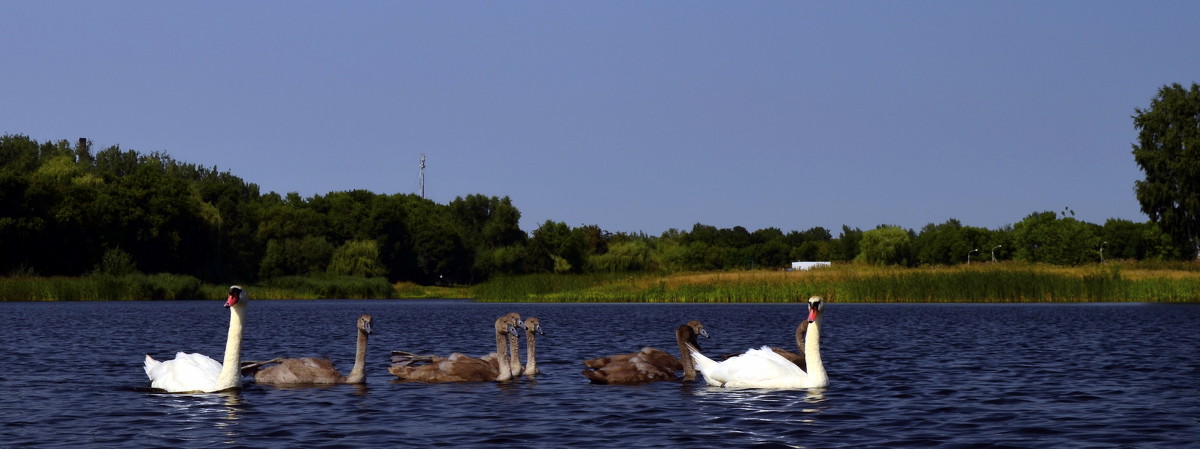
1011, 211, 1102, 265
913, 219, 999, 265
1132, 82, 1200, 260
0, 133, 1186, 285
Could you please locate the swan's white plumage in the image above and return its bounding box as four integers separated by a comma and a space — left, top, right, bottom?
691, 346, 822, 389
144, 352, 224, 392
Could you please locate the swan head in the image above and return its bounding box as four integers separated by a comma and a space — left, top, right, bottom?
806, 296, 824, 323
524, 317, 543, 335
497, 313, 521, 335
226, 286, 247, 308
358, 314, 373, 335
511, 312, 527, 330
680, 320, 709, 352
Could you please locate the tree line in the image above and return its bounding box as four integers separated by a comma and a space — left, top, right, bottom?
1, 134, 1192, 286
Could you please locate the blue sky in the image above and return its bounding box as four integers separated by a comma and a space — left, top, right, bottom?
4, 2, 1197, 235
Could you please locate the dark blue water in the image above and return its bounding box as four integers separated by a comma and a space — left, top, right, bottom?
2, 300, 1198, 448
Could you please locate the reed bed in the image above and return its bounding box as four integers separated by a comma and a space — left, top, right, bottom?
0, 274, 396, 301
4, 261, 1197, 302
0, 274, 206, 301
252, 276, 396, 299
472, 262, 1200, 303
392, 282, 472, 299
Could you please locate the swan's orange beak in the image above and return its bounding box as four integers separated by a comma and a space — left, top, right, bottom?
225, 294, 239, 308
806, 306, 818, 323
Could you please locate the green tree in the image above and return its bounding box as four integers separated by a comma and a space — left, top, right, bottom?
783, 227, 832, 262
528, 220, 587, 273
1011, 210, 1101, 265
858, 225, 913, 266
449, 194, 528, 280
1132, 82, 1200, 260
913, 219, 996, 265
829, 226, 862, 262
588, 238, 657, 273
409, 213, 468, 283
0, 134, 41, 173
259, 236, 334, 279
327, 240, 387, 277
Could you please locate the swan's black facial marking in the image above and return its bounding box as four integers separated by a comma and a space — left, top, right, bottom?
225, 286, 245, 308
805, 296, 823, 322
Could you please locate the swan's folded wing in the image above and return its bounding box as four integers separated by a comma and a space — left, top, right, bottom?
629, 354, 680, 381
705, 346, 809, 388
256, 357, 342, 384
146, 352, 222, 392
391, 351, 441, 366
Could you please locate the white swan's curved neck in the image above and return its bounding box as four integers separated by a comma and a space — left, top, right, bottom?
804, 320, 827, 386
214, 305, 244, 391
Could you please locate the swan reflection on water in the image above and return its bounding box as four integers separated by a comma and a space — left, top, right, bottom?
145, 389, 244, 444
213, 390, 242, 441
692, 386, 827, 418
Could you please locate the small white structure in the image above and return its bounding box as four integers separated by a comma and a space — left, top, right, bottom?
789, 261, 831, 271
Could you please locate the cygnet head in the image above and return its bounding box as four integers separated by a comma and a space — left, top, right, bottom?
358, 314, 373, 334
524, 317, 543, 335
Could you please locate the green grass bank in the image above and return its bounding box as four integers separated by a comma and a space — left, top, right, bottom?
470, 262, 1200, 303
3, 262, 1197, 302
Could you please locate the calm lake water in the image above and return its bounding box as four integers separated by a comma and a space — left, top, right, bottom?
2, 300, 1198, 448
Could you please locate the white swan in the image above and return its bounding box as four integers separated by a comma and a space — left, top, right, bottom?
691, 296, 828, 389
143, 286, 247, 393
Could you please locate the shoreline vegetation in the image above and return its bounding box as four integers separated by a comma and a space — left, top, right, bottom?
2, 261, 1197, 303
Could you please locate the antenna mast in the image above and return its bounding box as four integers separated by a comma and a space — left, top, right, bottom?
419, 153, 426, 198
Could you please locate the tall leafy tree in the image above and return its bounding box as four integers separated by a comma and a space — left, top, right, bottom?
913, 219, 996, 265
449, 194, 528, 280
1132, 82, 1200, 260
784, 227, 832, 262
327, 240, 387, 277
829, 226, 863, 262
1011, 211, 1101, 265
528, 220, 587, 273
858, 225, 913, 266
